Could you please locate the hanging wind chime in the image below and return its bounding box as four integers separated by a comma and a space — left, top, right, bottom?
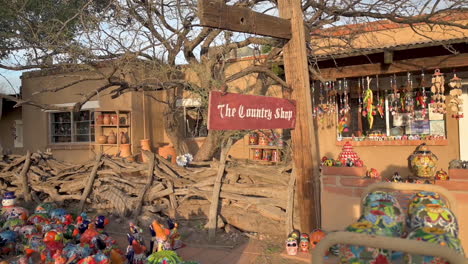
449, 73, 464, 119
389, 74, 400, 115
431, 69, 446, 114
337, 79, 350, 136
415, 71, 428, 118
375, 75, 384, 118
405, 72, 415, 117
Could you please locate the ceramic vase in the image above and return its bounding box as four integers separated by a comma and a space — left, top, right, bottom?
405, 227, 464, 264
120, 144, 133, 161
409, 144, 438, 178
120, 132, 129, 144
97, 135, 107, 144
409, 205, 458, 237
339, 220, 393, 264
103, 114, 111, 125
157, 144, 177, 164
110, 114, 118, 125
408, 192, 447, 218
360, 200, 404, 237
107, 131, 117, 144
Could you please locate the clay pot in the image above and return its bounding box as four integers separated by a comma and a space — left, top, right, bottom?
140, 139, 152, 162
158, 144, 177, 164
97, 135, 107, 144
107, 131, 117, 144
120, 144, 133, 161
103, 114, 111, 125
96, 115, 104, 125
110, 114, 118, 125
120, 132, 129, 144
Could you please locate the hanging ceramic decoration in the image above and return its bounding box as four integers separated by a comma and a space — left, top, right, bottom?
362, 77, 375, 129
376, 76, 385, 119
404, 72, 415, 117
408, 204, 459, 237
339, 220, 393, 264
448, 73, 464, 119
405, 227, 464, 264
408, 143, 438, 179
431, 69, 446, 114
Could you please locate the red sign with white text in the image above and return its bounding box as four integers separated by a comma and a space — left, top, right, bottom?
208, 91, 296, 130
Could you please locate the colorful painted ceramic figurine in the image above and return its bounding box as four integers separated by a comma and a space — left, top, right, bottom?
391, 172, 403, 182
285, 237, 298, 256
435, 169, 449, 181
366, 168, 380, 179
126, 234, 147, 264
149, 220, 169, 252
309, 229, 326, 249
299, 233, 309, 252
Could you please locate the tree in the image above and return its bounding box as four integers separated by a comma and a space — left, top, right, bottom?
0, 0, 467, 160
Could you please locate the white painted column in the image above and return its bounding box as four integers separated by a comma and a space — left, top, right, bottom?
459, 85, 468, 160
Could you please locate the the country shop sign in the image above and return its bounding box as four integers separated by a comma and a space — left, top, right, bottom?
208, 91, 296, 130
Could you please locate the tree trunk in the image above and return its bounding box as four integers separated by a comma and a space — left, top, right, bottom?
193, 130, 223, 161
163, 89, 190, 156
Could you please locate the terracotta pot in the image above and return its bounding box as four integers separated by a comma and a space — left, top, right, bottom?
96, 115, 104, 125
158, 144, 177, 164
110, 114, 118, 125
107, 131, 117, 144
97, 135, 107, 144
103, 114, 111, 125
120, 132, 129, 144
120, 144, 133, 161
140, 139, 152, 162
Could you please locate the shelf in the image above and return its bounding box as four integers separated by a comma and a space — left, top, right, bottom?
94, 125, 130, 127
335, 139, 448, 146
92, 143, 119, 146
248, 145, 283, 149
52, 134, 71, 137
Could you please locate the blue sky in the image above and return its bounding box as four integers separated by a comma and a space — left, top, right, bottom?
0, 69, 21, 94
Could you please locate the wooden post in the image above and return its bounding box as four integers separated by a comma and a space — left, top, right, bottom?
79, 153, 103, 213
133, 151, 156, 218
286, 167, 296, 236
207, 138, 233, 241
19, 150, 32, 202
278, 0, 317, 233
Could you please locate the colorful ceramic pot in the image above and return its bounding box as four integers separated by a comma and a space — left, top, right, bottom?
435, 169, 449, 181
362, 191, 400, 210
408, 192, 447, 217
262, 149, 272, 161
248, 133, 259, 145
258, 134, 269, 146
339, 220, 392, 264
409, 205, 458, 237
409, 144, 438, 178
405, 227, 464, 264
360, 200, 404, 237
253, 149, 262, 160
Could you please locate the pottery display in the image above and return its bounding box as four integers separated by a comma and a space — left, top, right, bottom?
362, 191, 401, 209
107, 131, 117, 144
339, 220, 393, 264
409, 143, 438, 178
405, 227, 464, 264
97, 135, 107, 144
408, 204, 458, 237
248, 132, 259, 145
120, 144, 133, 160
262, 149, 272, 161
96, 115, 104, 125
337, 142, 363, 167
360, 200, 404, 237
103, 114, 111, 125
271, 150, 280, 162
110, 114, 118, 125
253, 149, 262, 160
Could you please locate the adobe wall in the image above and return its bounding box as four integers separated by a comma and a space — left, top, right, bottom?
321, 170, 468, 252
0, 106, 23, 154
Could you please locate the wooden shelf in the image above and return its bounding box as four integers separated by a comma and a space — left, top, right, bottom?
247, 145, 283, 149
336, 139, 448, 146
92, 143, 118, 146
94, 125, 129, 127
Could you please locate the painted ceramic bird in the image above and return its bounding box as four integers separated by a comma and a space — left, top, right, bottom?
126, 234, 147, 264
149, 220, 169, 252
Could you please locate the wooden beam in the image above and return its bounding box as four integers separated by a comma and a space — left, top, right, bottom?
317, 53, 468, 79
278, 0, 317, 233
198, 0, 292, 40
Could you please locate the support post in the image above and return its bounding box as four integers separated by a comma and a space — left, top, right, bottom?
79, 153, 103, 213
19, 151, 32, 202
278, 0, 318, 233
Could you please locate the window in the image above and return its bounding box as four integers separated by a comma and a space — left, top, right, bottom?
331, 76, 447, 140
14, 120, 23, 148
50, 111, 94, 143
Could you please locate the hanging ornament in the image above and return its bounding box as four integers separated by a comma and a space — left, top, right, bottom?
405, 72, 415, 116
363, 76, 375, 129
375, 75, 384, 118
448, 73, 464, 119
431, 69, 446, 114
389, 74, 400, 115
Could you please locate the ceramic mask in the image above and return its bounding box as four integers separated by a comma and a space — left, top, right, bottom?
309, 229, 326, 249
286, 237, 298, 255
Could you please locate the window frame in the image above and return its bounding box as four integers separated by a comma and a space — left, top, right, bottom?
13, 120, 23, 148
48, 110, 95, 144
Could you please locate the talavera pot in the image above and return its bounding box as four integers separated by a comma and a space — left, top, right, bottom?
409, 143, 438, 178
405, 227, 464, 264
